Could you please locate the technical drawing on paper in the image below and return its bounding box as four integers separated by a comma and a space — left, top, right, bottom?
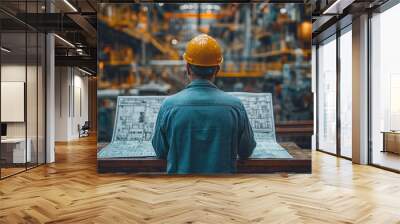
98, 93, 292, 159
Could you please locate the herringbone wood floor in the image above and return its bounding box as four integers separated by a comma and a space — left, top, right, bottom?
1, 136, 400, 224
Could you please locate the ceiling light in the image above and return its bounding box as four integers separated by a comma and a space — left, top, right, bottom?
323, 0, 341, 14
78, 67, 93, 76
322, 0, 355, 15
63, 0, 78, 12
1, 47, 11, 53
54, 34, 75, 48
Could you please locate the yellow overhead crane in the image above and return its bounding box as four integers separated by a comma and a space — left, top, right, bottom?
217, 71, 264, 78
102, 47, 134, 66
218, 62, 283, 78
99, 6, 179, 60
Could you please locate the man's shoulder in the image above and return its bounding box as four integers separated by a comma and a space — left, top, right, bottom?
161, 91, 184, 105
214, 91, 243, 107
160, 92, 186, 110
219, 91, 242, 103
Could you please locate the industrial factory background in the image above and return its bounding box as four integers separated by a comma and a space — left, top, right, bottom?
96, 3, 313, 172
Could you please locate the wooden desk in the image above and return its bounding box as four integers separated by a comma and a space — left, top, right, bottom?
1, 138, 31, 164
97, 143, 311, 174
382, 131, 400, 154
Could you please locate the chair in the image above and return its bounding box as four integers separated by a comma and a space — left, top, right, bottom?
78, 121, 90, 138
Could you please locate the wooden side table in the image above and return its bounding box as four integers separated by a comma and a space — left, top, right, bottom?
382, 131, 400, 154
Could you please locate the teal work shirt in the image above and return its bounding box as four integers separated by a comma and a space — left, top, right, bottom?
152, 79, 256, 174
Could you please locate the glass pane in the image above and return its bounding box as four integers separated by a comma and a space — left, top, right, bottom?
38, 33, 45, 165
0, 1, 46, 178
26, 0, 40, 169
340, 29, 352, 158
1, 30, 27, 177
371, 4, 400, 171
27, 31, 38, 169
317, 37, 337, 154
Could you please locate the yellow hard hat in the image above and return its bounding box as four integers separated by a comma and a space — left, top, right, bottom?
183, 34, 223, 66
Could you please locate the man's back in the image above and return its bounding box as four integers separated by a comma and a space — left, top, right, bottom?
152, 79, 256, 174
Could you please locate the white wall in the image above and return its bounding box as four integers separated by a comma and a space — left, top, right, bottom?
70, 72, 89, 138
1, 64, 26, 81
55, 67, 69, 141
55, 67, 89, 141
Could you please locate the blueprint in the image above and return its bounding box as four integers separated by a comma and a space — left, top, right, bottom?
98, 93, 292, 159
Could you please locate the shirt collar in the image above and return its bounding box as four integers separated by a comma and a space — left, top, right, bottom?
186, 79, 217, 89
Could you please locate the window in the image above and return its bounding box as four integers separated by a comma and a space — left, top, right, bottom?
317, 36, 337, 154
370, 3, 400, 171
339, 28, 352, 158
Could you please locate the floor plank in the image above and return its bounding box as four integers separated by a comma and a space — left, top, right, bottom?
0, 135, 399, 223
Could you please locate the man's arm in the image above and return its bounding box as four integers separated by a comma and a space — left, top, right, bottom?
152, 105, 169, 159
238, 108, 256, 159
